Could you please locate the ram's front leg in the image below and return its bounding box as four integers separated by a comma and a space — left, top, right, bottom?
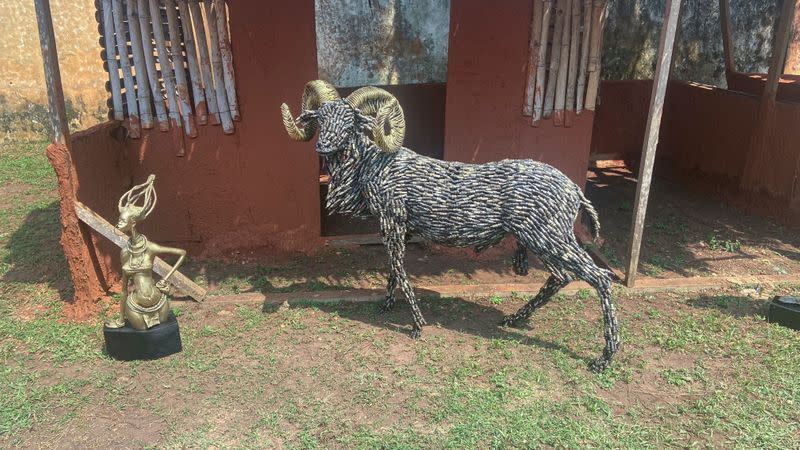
381, 214, 426, 338
378, 273, 397, 313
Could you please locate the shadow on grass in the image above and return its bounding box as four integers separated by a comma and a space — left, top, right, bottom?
685, 294, 770, 319
269, 295, 596, 366
1, 200, 73, 299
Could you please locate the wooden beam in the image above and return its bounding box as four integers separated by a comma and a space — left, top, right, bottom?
719, 0, 735, 79
33, 0, 69, 144
74, 201, 207, 302
624, 0, 682, 288
740, 0, 796, 193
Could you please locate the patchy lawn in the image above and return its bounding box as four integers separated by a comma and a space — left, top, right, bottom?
1, 136, 799, 448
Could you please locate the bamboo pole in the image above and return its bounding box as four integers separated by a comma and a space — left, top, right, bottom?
136, 0, 169, 131
554, 0, 572, 126
576, 0, 591, 113
564, 0, 581, 127
190, 0, 220, 125
718, 0, 735, 76
213, 0, 239, 121
204, 0, 234, 133
532, 0, 552, 125
35, 0, 70, 144
543, 0, 565, 119
177, 0, 208, 125
149, 0, 182, 134
112, 0, 141, 137
102, 0, 124, 121
165, 0, 197, 137
584, 0, 608, 111
523, 0, 544, 116
625, 0, 681, 287
126, 0, 154, 129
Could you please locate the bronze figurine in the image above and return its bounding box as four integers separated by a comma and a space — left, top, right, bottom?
105, 175, 186, 330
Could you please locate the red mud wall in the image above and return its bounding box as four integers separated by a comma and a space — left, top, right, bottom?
444, 0, 594, 186
69, 1, 323, 259
591, 79, 800, 224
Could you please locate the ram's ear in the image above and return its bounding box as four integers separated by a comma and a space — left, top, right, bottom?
354, 111, 375, 131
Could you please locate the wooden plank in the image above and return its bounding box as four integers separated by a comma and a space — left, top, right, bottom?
204, 0, 235, 133
543, 0, 565, 119
112, 0, 141, 137
74, 201, 207, 302
553, 0, 572, 126
213, 0, 240, 121
624, 0, 682, 287
564, 0, 581, 126
532, 0, 553, 124
576, 0, 591, 113
126, 0, 154, 129
189, 0, 220, 125
718, 0, 735, 76
584, 0, 608, 111
137, 0, 169, 131
165, 0, 198, 138
34, 0, 70, 144
101, 0, 124, 121
523, 0, 544, 116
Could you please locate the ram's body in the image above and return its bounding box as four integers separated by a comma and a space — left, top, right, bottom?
282, 81, 620, 372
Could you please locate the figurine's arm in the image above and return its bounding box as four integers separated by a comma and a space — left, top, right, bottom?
149, 242, 187, 283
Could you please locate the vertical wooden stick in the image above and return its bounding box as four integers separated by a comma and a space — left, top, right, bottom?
165, 0, 197, 137
102, 0, 124, 121
523, 0, 544, 116
554, 0, 572, 126
112, 0, 141, 137
127, 0, 154, 129
784, 1, 800, 74
190, 0, 220, 124
178, 0, 208, 125
137, 0, 169, 131
564, 0, 581, 127
149, 0, 183, 136
213, 0, 239, 121
625, 0, 681, 287
533, 0, 552, 125
576, 0, 591, 113
204, 0, 234, 133
584, 0, 608, 111
719, 0, 735, 76
543, 0, 565, 119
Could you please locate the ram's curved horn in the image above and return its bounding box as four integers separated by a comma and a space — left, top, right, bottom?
281, 80, 341, 141
345, 87, 405, 152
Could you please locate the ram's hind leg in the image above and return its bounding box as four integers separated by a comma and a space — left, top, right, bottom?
560, 243, 621, 372
501, 262, 571, 326
512, 242, 529, 276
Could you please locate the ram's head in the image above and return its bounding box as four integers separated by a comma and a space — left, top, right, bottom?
281, 80, 406, 155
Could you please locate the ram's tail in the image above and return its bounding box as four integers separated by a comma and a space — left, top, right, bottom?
577, 189, 601, 242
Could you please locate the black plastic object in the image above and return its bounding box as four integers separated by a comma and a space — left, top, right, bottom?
103, 312, 182, 360
767, 296, 800, 331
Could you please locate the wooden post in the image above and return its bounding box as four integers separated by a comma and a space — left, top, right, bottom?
554, 0, 572, 126
112, 0, 141, 137
34, 0, 70, 144
126, 0, 154, 129
719, 0, 735, 84
213, 0, 240, 121
576, 0, 591, 113
625, 0, 682, 287
584, 0, 608, 111
137, 0, 170, 131
149, 0, 182, 136
564, 0, 581, 126
523, 0, 544, 116
784, 1, 800, 74
177, 0, 208, 125
543, 0, 565, 119
190, 0, 220, 125
204, 0, 234, 133
165, 0, 198, 138
101, 0, 124, 121
532, 0, 553, 124
740, 0, 796, 194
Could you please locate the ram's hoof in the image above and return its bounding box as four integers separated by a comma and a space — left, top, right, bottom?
410, 327, 422, 339
588, 357, 612, 373
500, 315, 519, 327
377, 303, 394, 314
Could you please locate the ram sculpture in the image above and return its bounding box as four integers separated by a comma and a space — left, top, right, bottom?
280, 80, 620, 372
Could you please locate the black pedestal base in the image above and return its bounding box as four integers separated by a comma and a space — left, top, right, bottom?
767, 296, 800, 331
103, 312, 182, 360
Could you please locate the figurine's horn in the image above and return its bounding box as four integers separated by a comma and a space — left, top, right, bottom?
281, 80, 341, 141
345, 87, 405, 152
